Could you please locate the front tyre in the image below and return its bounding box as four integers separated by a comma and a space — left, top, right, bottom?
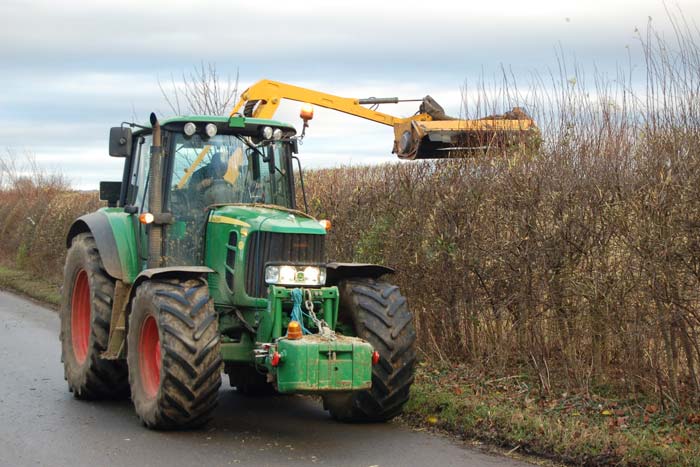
127, 278, 222, 429
324, 279, 417, 422
60, 233, 129, 399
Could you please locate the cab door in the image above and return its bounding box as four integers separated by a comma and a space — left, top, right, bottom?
125, 133, 153, 268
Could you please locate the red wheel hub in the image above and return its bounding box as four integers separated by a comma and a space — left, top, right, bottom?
70, 269, 90, 364
138, 316, 161, 398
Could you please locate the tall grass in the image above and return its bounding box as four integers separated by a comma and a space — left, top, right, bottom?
304, 17, 700, 407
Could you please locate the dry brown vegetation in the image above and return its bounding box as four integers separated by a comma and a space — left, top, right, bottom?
304, 18, 700, 409
0, 150, 99, 282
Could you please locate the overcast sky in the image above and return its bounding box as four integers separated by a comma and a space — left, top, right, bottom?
1, 0, 698, 189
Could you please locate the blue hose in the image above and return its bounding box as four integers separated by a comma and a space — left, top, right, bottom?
289, 288, 310, 335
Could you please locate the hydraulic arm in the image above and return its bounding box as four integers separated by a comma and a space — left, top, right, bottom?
231, 79, 538, 159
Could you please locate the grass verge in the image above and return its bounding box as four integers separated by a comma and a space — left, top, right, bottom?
0, 265, 61, 307
402, 365, 700, 466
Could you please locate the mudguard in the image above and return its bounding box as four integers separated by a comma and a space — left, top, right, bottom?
66, 211, 127, 281
128, 266, 215, 300
325, 262, 394, 285
132, 266, 214, 283
102, 266, 215, 360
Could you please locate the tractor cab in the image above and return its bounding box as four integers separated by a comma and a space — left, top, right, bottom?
110, 115, 299, 268
166, 125, 297, 267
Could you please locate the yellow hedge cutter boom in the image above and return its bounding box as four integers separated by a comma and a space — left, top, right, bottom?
230, 79, 537, 159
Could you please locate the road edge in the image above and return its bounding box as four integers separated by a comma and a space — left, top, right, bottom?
0, 265, 61, 310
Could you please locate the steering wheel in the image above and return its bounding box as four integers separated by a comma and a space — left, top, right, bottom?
201, 179, 241, 205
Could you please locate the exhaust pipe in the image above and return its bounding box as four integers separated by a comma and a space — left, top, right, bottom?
147, 112, 164, 269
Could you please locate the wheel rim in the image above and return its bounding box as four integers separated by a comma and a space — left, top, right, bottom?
70, 269, 90, 364
138, 316, 161, 398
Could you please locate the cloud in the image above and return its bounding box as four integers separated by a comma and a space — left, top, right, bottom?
1, 0, 698, 188
3, 0, 690, 75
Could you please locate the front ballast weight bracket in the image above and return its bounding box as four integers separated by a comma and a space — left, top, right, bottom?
255, 285, 374, 393
253, 285, 340, 366
265, 285, 339, 340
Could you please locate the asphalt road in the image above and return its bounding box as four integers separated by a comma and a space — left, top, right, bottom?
0, 290, 533, 467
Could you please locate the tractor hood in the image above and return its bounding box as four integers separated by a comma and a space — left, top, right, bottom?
208, 204, 326, 235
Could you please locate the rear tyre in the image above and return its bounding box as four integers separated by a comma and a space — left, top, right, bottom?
324, 279, 416, 422
60, 233, 129, 399
127, 278, 222, 429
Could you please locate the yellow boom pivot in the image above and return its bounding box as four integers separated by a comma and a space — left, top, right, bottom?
231, 79, 537, 159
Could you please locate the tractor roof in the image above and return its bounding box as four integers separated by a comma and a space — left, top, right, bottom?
160, 115, 295, 130
134, 115, 297, 136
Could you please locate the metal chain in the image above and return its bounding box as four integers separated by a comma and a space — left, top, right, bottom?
304, 289, 335, 339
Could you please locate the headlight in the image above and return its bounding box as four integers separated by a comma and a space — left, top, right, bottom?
265, 265, 326, 286
279, 265, 297, 284
261, 126, 273, 139
272, 128, 283, 140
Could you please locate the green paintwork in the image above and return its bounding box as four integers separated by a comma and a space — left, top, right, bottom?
204, 206, 326, 309
211, 205, 325, 235
228, 116, 245, 128
273, 336, 373, 393
99, 208, 140, 283
220, 333, 255, 362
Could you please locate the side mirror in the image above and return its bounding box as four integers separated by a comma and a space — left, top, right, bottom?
109, 127, 132, 157
99, 181, 122, 207
291, 139, 299, 154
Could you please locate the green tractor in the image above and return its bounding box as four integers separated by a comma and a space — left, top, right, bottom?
61, 112, 416, 429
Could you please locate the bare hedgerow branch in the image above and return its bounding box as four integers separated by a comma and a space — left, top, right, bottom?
158, 62, 239, 116
301, 11, 700, 408
0, 148, 68, 193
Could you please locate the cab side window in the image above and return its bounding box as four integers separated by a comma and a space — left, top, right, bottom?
128, 134, 153, 211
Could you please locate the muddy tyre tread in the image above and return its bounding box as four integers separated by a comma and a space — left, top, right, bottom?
127, 278, 221, 430
326, 278, 416, 422
60, 233, 129, 399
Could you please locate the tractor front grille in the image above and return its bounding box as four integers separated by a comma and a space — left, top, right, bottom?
244, 231, 325, 298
